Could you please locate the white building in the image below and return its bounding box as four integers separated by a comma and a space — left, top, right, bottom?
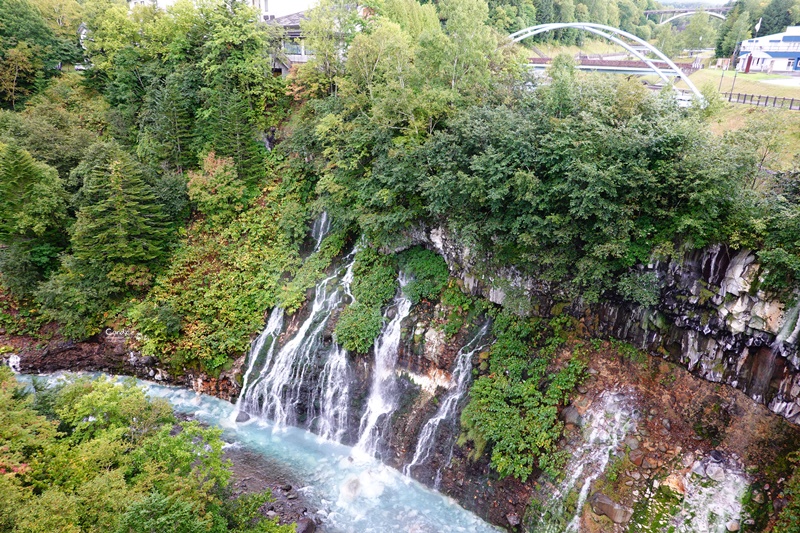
738, 26, 800, 74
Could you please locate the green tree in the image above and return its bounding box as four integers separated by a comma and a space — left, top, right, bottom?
297, 0, 362, 97
70, 146, 168, 288
681, 12, 718, 51
652, 23, 681, 58
0, 143, 67, 295
759, 0, 793, 36
717, 8, 751, 57
0, 43, 41, 110
187, 152, 248, 225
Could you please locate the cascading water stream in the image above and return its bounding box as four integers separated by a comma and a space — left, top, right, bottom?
532, 390, 636, 532
233, 307, 284, 419
241, 253, 356, 436
355, 274, 412, 458
403, 321, 492, 486
311, 211, 331, 252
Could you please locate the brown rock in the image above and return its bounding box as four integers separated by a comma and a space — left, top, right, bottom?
296, 518, 316, 533
629, 449, 645, 467
663, 474, 686, 495
588, 493, 633, 524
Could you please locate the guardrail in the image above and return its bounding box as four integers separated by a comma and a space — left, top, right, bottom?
723, 92, 800, 111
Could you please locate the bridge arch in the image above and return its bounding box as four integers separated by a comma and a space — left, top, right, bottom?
509, 23, 703, 100
659, 11, 727, 25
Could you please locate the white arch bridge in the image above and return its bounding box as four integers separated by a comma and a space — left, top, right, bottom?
509, 23, 703, 100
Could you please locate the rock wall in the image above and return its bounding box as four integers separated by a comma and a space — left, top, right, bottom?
399, 227, 800, 425
6, 332, 244, 401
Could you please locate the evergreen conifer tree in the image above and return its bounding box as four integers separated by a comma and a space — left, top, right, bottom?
0, 143, 67, 294
70, 146, 168, 288
760, 0, 793, 36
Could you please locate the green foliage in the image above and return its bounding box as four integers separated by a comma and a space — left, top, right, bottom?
35, 141, 170, 338
116, 491, 213, 533
136, 155, 315, 371
335, 302, 386, 353
398, 247, 449, 304
441, 282, 486, 339
0, 0, 80, 109
351, 247, 398, 308
188, 152, 249, 226
773, 452, 800, 532
760, 0, 794, 36
334, 246, 398, 353
0, 143, 68, 296
460, 312, 586, 481
0, 369, 294, 533
616, 270, 662, 307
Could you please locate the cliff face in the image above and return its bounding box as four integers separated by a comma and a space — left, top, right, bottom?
403, 227, 800, 424
4, 332, 244, 402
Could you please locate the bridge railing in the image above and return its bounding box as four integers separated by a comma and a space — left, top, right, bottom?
723, 92, 800, 111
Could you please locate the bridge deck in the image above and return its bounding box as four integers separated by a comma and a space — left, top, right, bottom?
644, 7, 731, 14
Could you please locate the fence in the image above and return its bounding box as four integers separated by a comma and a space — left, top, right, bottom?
723, 92, 800, 111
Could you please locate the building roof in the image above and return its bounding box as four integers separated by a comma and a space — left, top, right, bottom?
741, 50, 800, 59
272, 11, 308, 28
744, 26, 800, 44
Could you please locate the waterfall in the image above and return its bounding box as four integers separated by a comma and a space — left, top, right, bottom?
233, 307, 284, 419
241, 253, 356, 436
403, 321, 492, 486
677, 462, 748, 533
311, 211, 331, 252
356, 274, 412, 458
3, 354, 20, 373
532, 391, 636, 532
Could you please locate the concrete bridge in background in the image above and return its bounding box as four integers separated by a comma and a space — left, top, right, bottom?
644, 7, 731, 24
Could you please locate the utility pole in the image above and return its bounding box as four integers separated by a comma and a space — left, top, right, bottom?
730, 42, 740, 94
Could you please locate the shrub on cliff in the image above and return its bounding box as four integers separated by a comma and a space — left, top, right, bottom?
460, 312, 586, 481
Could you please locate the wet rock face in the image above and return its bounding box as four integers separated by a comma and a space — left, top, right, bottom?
10, 331, 243, 401
400, 228, 800, 424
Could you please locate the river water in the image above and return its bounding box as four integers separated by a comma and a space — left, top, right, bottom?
17, 373, 500, 533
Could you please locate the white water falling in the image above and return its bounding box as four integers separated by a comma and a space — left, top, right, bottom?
403, 321, 492, 482
775, 302, 800, 350
4, 354, 20, 373
532, 391, 636, 533
311, 211, 331, 252
232, 307, 284, 420
242, 254, 356, 435
675, 463, 748, 533
356, 274, 412, 458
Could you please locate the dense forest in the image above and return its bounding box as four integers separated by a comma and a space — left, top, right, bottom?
1, 0, 800, 529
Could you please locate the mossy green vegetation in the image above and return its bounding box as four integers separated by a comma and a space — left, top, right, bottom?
334, 246, 398, 353
397, 247, 449, 304
628, 484, 683, 533
0, 367, 292, 533
460, 313, 586, 481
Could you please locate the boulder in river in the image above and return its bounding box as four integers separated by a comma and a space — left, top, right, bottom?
296, 517, 316, 533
